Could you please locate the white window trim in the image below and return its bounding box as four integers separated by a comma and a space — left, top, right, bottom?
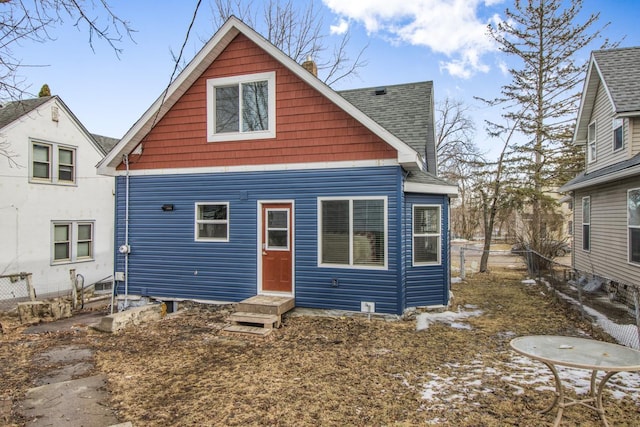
317, 196, 388, 270
587, 121, 596, 163
628, 188, 640, 266
30, 139, 77, 185
412, 204, 442, 266
51, 221, 95, 265
582, 196, 590, 252
613, 117, 624, 152
206, 71, 276, 142
194, 202, 230, 242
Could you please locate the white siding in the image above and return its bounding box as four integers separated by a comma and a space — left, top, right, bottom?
573, 177, 640, 286
0, 99, 114, 296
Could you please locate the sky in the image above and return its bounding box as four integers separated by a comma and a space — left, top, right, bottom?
13, 0, 640, 156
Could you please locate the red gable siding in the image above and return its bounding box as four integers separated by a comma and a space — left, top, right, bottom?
123, 34, 396, 170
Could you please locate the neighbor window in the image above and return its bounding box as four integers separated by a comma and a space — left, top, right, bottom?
52, 221, 94, 263
319, 197, 386, 268
413, 205, 441, 265
582, 196, 591, 251
613, 118, 624, 151
195, 203, 229, 241
206, 72, 276, 142
587, 121, 596, 163
31, 141, 76, 184
629, 188, 640, 264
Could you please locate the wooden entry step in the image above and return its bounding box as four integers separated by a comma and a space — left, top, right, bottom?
223, 295, 295, 336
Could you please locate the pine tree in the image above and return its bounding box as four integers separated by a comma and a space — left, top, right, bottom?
38, 84, 51, 97
485, 0, 611, 248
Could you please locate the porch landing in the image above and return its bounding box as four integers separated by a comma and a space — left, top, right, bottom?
223, 295, 295, 336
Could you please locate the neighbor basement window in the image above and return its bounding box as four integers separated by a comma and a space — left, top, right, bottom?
195, 202, 229, 242
206, 72, 276, 142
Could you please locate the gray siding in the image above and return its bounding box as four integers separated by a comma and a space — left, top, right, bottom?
114, 166, 450, 314
574, 176, 640, 286
588, 83, 634, 173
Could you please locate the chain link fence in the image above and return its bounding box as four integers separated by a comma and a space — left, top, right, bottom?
0, 272, 35, 311
454, 244, 640, 350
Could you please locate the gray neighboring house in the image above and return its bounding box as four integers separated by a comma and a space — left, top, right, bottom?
559, 47, 640, 286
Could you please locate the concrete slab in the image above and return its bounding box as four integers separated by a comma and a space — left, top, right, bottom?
23, 311, 106, 334
21, 374, 119, 427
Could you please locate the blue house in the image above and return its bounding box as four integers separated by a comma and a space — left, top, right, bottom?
97, 17, 457, 315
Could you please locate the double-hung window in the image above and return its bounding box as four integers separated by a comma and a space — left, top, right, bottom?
587, 121, 596, 163
413, 205, 441, 265
31, 141, 76, 184
52, 221, 94, 263
319, 197, 387, 268
582, 196, 591, 251
195, 202, 229, 242
629, 189, 640, 264
613, 118, 624, 151
206, 72, 276, 142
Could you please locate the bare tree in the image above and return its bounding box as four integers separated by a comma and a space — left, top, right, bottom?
436, 98, 478, 169
0, 0, 133, 161
210, 0, 367, 86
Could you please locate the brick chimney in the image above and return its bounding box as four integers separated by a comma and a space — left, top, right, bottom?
302, 56, 317, 77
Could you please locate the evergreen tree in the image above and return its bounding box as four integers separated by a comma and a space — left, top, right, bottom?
38, 84, 51, 97
484, 0, 612, 247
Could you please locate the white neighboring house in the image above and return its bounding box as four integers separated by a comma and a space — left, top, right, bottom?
0, 96, 116, 297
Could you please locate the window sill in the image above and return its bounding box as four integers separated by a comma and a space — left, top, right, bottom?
207, 129, 275, 143
318, 263, 388, 271
51, 258, 95, 266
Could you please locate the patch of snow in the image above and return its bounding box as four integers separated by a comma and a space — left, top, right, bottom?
416, 309, 483, 331
451, 277, 463, 284
522, 279, 537, 285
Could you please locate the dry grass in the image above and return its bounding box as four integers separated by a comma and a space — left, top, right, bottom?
2, 269, 640, 426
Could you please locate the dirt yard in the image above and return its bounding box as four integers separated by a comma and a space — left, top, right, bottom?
2, 269, 640, 426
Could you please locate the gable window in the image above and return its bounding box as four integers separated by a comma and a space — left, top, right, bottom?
582, 196, 591, 251
195, 202, 229, 242
319, 197, 387, 268
629, 189, 640, 264
587, 121, 596, 163
613, 118, 624, 151
413, 205, 441, 265
206, 72, 276, 142
52, 221, 94, 263
31, 141, 76, 184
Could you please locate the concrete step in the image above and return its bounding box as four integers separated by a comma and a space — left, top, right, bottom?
222, 324, 272, 336
229, 312, 280, 328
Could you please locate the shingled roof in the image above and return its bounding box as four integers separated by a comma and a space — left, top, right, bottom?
338, 82, 437, 174
0, 97, 52, 129
593, 47, 640, 114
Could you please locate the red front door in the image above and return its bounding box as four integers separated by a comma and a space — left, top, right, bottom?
261, 203, 292, 293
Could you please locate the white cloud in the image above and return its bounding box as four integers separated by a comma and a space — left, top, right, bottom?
322, 0, 503, 79
330, 18, 350, 35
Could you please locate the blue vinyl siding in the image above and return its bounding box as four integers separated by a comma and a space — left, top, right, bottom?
404, 193, 450, 307
113, 166, 449, 314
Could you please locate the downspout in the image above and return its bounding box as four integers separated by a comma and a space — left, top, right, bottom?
123, 154, 130, 309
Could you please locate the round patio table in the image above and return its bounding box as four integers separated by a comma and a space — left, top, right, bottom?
510, 335, 640, 427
